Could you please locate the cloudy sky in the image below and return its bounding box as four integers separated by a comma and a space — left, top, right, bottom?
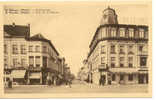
4, 1, 151, 76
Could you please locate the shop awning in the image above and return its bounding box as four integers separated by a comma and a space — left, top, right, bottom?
29, 72, 41, 79
109, 68, 139, 74
11, 70, 26, 78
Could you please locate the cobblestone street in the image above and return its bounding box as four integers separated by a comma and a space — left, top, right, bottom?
5, 80, 148, 93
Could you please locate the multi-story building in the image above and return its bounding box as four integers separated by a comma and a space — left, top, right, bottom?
4, 23, 65, 85
87, 7, 148, 85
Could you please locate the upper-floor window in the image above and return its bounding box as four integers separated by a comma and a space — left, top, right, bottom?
140, 57, 147, 66
101, 45, 105, 54
4, 58, 8, 67
4, 44, 7, 54
110, 45, 116, 53
139, 45, 143, 52
21, 45, 26, 54
35, 56, 40, 67
12, 44, 18, 54
21, 58, 26, 67
111, 57, 115, 68
128, 28, 134, 38
13, 58, 18, 67
29, 56, 34, 67
35, 45, 40, 52
101, 57, 105, 64
111, 28, 116, 37
119, 28, 125, 37
119, 57, 124, 67
101, 28, 106, 38
43, 46, 47, 53
128, 45, 134, 54
29, 45, 33, 52
128, 57, 133, 67
119, 45, 125, 54
139, 29, 144, 38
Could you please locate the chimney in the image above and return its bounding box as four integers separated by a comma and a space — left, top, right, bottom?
27, 23, 30, 38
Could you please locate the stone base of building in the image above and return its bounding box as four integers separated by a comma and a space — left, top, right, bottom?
90, 71, 148, 85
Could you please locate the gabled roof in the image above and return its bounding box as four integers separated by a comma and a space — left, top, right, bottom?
27, 33, 59, 56
4, 24, 30, 37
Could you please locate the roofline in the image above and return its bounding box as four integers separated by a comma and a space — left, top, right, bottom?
26, 38, 59, 56
89, 24, 148, 48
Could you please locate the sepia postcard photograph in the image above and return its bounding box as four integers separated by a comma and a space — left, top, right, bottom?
0, 0, 152, 98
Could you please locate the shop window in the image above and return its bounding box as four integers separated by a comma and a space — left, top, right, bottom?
128, 74, 133, 81
112, 74, 115, 81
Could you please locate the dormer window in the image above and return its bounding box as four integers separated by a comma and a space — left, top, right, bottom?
128, 28, 134, 38
119, 28, 125, 37
139, 28, 144, 38
111, 28, 116, 37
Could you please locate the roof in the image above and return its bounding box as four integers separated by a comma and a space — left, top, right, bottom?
4, 24, 30, 37
27, 33, 59, 56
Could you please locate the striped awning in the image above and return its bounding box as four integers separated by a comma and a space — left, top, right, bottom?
29, 72, 41, 79
11, 70, 26, 78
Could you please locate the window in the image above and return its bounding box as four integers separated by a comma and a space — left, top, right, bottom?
101, 28, 106, 38
101, 45, 105, 54
21, 58, 26, 67
128, 57, 133, 67
111, 63, 115, 68
29, 45, 33, 52
139, 29, 144, 38
119, 28, 125, 37
4, 58, 8, 68
112, 74, 115, 81
35, 45, 40, 52
21, 45, 26, 54
29, 56, 34, 67
119, 45, 125, 54
128, 74, 133, 81
43, 46, 47, 53
35, 56, 40, 67
111, 57, 115, 61
12, 44, 18, 54
4, 44, 7, 54
140, 57, 147, 66
120, 74, 124, 81
101, 57, 105, 64
128, 45, 133, 54
129, 28, 134, 38
13, 58, 18, 67
139, 46, 143, 52
110, 45, 115, 53
111, 28, 116, 37
120, 57, 124, 67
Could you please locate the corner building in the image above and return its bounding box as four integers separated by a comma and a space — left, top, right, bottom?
87, 7, 148, 85
4, 23, 65, 85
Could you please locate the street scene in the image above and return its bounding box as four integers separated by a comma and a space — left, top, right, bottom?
5, 80, 148, 93
3, 2, 150, 95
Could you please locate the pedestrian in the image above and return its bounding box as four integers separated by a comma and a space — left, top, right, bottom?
68, 79, 72, 88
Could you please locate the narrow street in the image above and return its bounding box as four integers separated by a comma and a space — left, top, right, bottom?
5, 80, 148, 93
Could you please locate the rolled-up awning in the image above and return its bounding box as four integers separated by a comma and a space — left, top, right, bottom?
11, 70, 26, 78
109, 68, 139, 74
29, 72, 41, 79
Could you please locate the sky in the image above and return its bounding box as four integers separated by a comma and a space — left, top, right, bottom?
4, 1, 151, 76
